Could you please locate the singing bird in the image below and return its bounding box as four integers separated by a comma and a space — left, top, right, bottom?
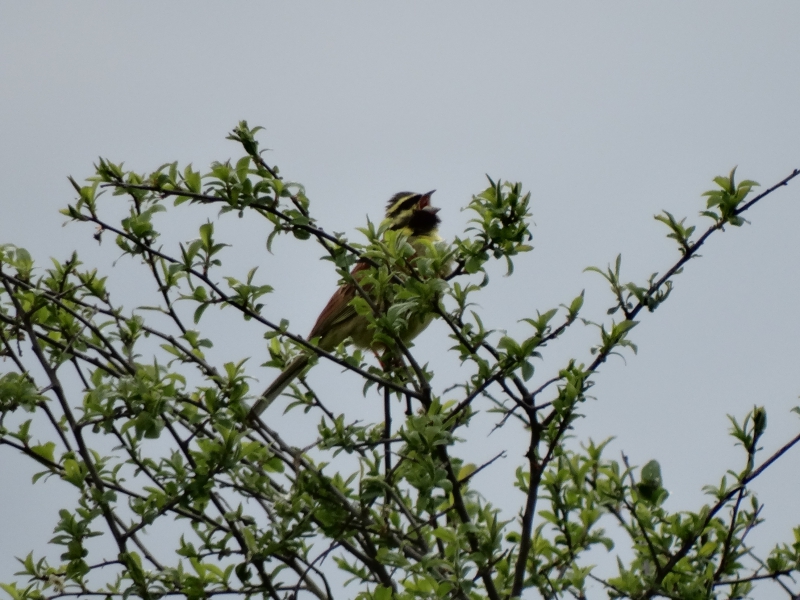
249, 191, 444, 418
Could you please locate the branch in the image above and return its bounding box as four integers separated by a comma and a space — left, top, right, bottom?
84, 213, 422, 400
653, 429, 800, 590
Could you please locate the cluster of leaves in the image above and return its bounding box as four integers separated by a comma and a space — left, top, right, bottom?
0, 123, 799, 600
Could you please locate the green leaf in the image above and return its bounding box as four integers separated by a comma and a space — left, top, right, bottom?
199, 222, 213, 248
569, 291, 584, 315
641, 459, 662, 485
185, 169, 201, 194
193, 303, 209, 324
457, 463, 477, 481
432, 527, 457, 544
521, 361, 534, 381
0, 582, 21, 600
374, 585, 393, 600
62, 458, 84, 487
31, 442, 56, 463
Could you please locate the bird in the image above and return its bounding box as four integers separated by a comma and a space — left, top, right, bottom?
249, 190, 444, 418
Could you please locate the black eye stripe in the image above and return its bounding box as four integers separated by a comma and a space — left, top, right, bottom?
386, 192, 423, 214
397, 195, 420, 212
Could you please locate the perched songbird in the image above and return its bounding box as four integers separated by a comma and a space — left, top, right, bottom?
249, 190, 444, 418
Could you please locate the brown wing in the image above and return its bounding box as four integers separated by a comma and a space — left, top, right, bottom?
307, 261, 371, 348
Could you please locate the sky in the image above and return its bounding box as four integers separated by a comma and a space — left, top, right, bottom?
1, 2, 800, 597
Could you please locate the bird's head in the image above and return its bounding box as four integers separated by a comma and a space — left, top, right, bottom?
384, 190, 441, 238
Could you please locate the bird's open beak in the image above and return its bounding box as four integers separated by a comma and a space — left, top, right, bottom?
419, 190, 436, 209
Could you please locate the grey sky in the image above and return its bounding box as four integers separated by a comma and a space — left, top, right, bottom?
1, 3, 799, 596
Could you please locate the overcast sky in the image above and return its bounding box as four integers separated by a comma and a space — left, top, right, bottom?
2, 3, 800, 597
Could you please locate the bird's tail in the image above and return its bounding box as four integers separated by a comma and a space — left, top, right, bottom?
249, 355, 309, 419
